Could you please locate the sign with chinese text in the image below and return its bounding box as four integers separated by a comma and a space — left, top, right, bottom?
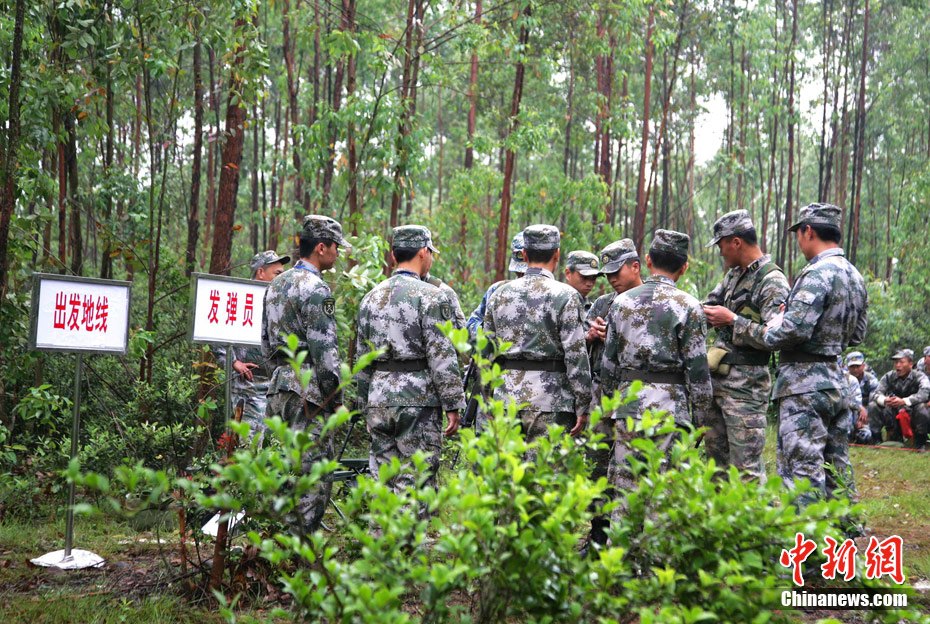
190, 273, 268, 346
29, 274, 131, 354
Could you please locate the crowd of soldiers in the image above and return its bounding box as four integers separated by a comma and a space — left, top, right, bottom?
218, 202, 880, 542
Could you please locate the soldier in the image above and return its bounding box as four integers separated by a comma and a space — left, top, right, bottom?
215, 250, 290, 442
846, 351, 878, 443
563, 250, 600, 314
355, 225, 465, 494
701, 210, 789, 481
917, 346, 930, 375
465, 231, 526, 339
601, 229, 713, 496
262, 215, 349, 532
483, 224, 591, 442
733, 203, 867, 504
867, 349, 930, 449
582, 238, 642, 550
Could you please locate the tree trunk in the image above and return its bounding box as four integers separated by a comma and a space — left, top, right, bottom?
494, 2, 531, 282
0, 0, 26, 296
632, 4, 656, 255
186, 38, 204, 277
283, 0, 303, 217
779, 0, 798, 269
848, 0, 869, 263
464, 0, 482, 170
344, 0, 359, 233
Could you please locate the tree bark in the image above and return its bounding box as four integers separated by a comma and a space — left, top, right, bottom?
632, 4, 656, 255
283, 0, 303, 216
0, 0, 26, 296
494, 2, 531, 282
779, 0, 798, 269
186, 38, 204, 277
848, 0, 869, 263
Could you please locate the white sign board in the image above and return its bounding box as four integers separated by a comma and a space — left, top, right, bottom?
190, 273, 268, 347
30, 274, 131, 354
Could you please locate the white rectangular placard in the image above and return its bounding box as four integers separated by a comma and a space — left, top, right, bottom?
190, 273, 268, 346
30, 274, 131, 354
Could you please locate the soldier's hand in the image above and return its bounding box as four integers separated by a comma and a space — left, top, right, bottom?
233, 360, 258, 381
570, 414, 587, 436
858, 406, 869, 428
444, 411, 461, 436
586, 317, 607, 343
702, 305, 736, 328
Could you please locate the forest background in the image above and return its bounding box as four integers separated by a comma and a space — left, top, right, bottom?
1, 0, 930, 519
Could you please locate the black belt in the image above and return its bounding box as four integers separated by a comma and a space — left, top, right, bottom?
780, 351, 836, 364
373, 358, 428, 372
619, 369, 686, 384
721, 350, 771, 366
497, 358, 567, 373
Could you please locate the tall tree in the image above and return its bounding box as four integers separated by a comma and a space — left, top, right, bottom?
0, 0, 26, 296
632, 3, 656, 254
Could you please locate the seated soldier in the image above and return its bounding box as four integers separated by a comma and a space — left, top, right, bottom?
846, 351, 877, 444
868, 349, 930, 449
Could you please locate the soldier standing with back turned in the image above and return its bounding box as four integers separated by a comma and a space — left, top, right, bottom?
702, 210, 789, 481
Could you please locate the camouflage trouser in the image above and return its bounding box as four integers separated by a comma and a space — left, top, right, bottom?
776, 390, 855, 505
367, 406, 442, 493
232, 389, 268, 444
868, 404, 930, 448
703, 392, 768, 481
607, 418, 679, 524
266, 391, 334, 533
518, 410, 576, 463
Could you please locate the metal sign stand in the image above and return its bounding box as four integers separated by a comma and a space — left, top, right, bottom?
31, 353, 105, 570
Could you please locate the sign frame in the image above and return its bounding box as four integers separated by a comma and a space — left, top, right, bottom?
189, 272, 269, 348
28, 273, 132, 356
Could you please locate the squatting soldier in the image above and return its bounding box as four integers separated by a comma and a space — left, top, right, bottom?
868, 349, 930, 449
846, 351, 878, 443
601, 229, 713, 497
563, 250, 600, 314
734, 203, 867, 504
702, 209, 789, 481
215, 250, 290, 442
355, 225, 465, 494
918, 346, 930, 375
483, 224, 591, 441
583, 238, 642, 549
262, 215, 350, 532
466, 231, 526, 339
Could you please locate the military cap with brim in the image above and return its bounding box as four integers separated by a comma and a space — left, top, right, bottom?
787, 203, 842, 232
707, 209, 755, 247
392, 224, 439, 253
509, 231, 527, 273
891, 349, 915, 361
566, 251, 600, 276
650, 229, 690, 257
250, 250, 291, 272
302, 214, 351, 247
523, 224, 560, 251
845, 351, 865, 366
599, 239, 639, 274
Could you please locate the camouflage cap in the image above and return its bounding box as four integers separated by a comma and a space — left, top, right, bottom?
249, 250, 291, 272
649, 229, 690, 258
302, 214, 351, 247
509, 231, 527, 273
707, 209, 755, 247
788, 203, 842, 232
599, 239, 639, 274
924, 346, 930, 357
565, 250, 600, 277
522, 224, 560, 251
845, 351, 865, 367
891, 348, 915, 361
392, 224, 439, 253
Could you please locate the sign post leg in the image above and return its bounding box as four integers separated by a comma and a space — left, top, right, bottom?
30, 353, 104, 570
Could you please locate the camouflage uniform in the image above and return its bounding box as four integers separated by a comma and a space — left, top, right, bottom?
734, 204, 867, 503
703, 210, 789, 480
423, 273, 466, 330
868, 350, 930, 448
214, 251, 291, 442
917, 346, 930, 375
565, 250, 600, 315
845, 351, 877, 444
466, 232, 526, 339
601, 230, 713, 496
356, 225, 466, 493
262, 216, 349, 531
483, 225, 592, 443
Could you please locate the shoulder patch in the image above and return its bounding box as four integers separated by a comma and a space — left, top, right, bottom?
323, 297, 336, 317
440, 302, 452, 320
